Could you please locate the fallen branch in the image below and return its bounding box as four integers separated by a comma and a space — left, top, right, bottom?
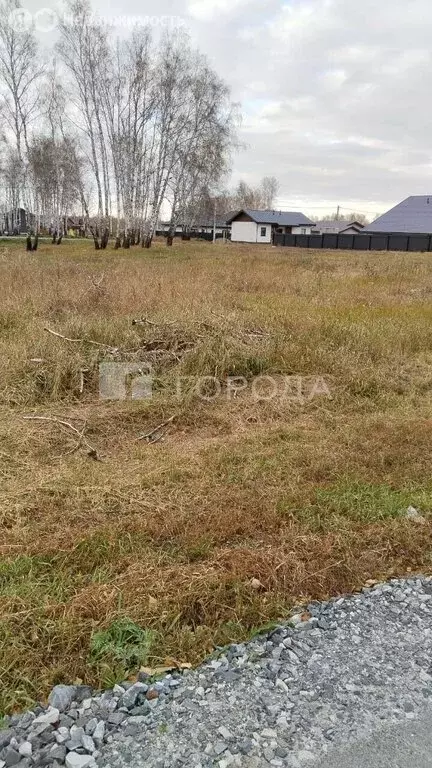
138, 415, 176, 443
22, 415, 101, 460
44, 327, 118, 353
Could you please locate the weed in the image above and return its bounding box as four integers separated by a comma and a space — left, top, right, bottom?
89, 618, 156, 671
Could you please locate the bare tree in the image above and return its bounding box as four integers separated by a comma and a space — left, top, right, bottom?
29, 136, 83, 239
0, 0, 42, 228
320, 211, 369, 224
260, 176, 279, 209
1, 146, 21, 220
57, 0, 110, 220
57, 6, 236, 249
25, 69, 85, 243
165, 49, 234, 244
232, 176, 280, 210
234, 180, 259, 208
0, 0, 41, 160
112, 29, 156, 246
190, 173, 277, 235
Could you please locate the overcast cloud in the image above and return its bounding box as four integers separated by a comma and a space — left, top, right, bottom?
32, 0, 432, 218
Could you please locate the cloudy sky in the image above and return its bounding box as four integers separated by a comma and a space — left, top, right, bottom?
33, 0, 432, 219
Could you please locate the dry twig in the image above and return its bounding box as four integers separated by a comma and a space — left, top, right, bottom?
138, 415, 176, 443
78, 369, 90, 395
22, 415, 101, 460
44, 327, 119, 353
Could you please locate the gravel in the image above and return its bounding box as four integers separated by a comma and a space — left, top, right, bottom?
2, 576, 432, 767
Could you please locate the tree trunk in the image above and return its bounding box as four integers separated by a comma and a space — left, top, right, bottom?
90, 227, 100, 250
101, 228, 109, 249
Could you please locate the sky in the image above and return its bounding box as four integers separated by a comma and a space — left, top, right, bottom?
28, 0, 432, 220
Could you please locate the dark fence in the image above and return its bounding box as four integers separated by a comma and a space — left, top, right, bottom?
274, 232, 432, 252
156, 231, 227, 241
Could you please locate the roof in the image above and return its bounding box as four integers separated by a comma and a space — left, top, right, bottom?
221, 210, 240, 225
227, 209, 315, 226
366, 196, 432, 234
313, 219, 364, 232
196, 213, 233, 228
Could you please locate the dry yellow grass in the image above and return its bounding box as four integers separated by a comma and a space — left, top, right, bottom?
1, 237, 432, 713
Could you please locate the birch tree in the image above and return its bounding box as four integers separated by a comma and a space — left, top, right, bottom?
57, 0, 110, 220
260, 176, 279, 209
56, 5, 236, 249
29, 136, 82, 239
0, 0, 41, 159
0, 0, 42, 227
145, 33, 234, 247
166, 58, 233, 243
113, 29, 156, 245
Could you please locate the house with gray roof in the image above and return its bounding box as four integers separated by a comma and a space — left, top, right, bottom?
312, 219, 364, 235
366, 196, 432, 234
227, 209, 315, 244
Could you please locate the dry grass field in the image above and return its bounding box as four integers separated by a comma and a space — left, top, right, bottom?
1, 237, 432, 714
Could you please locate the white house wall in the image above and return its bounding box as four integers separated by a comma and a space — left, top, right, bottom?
231, 221, 271, 243
231, 221, 257, 242
291, 226, 313, 235
257, 224, 272, 243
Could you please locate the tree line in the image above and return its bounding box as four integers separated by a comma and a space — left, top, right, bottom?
0, 0, 238, 248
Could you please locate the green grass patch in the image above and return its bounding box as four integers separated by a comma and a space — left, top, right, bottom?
89, 618, 157, 686
278, 479, 432, 529
0, 555, 82, 603
313, 480, 432, 521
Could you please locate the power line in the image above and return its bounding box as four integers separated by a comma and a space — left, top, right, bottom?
335, 206, 382, 215
277, 202, 382, 216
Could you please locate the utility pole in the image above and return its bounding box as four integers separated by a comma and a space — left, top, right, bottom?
213, 198, 217, 243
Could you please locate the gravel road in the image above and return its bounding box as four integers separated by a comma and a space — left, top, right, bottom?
99, 576, 432, 768
2, 577, 432, 768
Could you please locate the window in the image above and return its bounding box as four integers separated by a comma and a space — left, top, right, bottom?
260, 227, 267, 237
301, 228, 306, 234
